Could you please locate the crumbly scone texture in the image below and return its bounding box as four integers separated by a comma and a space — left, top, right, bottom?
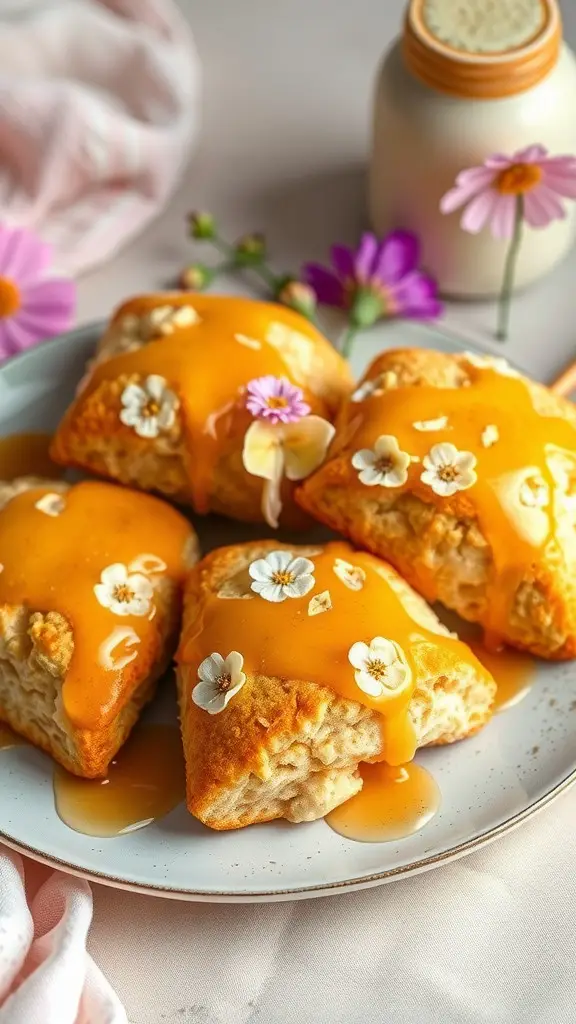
0, 477, 192, 778
297, 348, 576, 660
50, 293, 353, 527
176, 541, 495, 830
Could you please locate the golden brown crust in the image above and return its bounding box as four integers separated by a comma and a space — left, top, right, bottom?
297, 348, 576, 660
177, 540, 495, 830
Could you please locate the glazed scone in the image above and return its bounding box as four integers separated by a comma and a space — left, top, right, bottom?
50, 294, 352, 528
176, 540, 495, 830
0, 477, 197, 778
297, 348, 576, 659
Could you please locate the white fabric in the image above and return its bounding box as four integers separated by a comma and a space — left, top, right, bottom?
0, 0, 200, 276
84, 785, 576, 1024
0, 847, 126, 1023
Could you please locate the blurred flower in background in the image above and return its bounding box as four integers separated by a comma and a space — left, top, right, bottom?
0, 225, 76, 362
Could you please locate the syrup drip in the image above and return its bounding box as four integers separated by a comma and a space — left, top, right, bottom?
469, 642, 535, 712
0, 433, 61, 480
326, 761, 440, 843
53, 724, 185, 837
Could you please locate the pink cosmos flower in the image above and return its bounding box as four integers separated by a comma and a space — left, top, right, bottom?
440, 145, 576, 239
246, 375, 311, 425
0, 224, 76, 362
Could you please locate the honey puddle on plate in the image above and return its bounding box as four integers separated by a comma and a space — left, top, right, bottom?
53, 724, 185, 837
470, 642, 535, 712
0, 723, 26, 750
325, 762, 440, 843
0, 433, 61, 480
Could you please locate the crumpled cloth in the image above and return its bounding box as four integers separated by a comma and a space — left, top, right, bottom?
0, 0, 200, 275
0, 845, 126, 1023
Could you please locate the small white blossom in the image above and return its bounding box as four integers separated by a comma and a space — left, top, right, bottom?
34, 493, 66, 517
94, 563, 154, 617
120, 305, 199, 342
421, 443, 477, 497
413, 416, 449, 432
192, 651, 246, 714
519, 475, 549, 508
308, 590, 332, 616
348, 637, 411, 698
333, 558, 366, 591
351, 435, 410, 488
481, 424, 499, 448
120, 374, 179, 439
461, 351, 519, 377
248, 550, 315, 603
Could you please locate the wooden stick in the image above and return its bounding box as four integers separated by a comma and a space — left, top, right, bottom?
551, 359, 576, 397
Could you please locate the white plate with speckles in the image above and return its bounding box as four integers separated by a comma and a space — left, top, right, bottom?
0, 318, 575, 903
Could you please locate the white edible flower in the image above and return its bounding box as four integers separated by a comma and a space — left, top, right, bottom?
348, 637, 411, 698
192, 651, 246, 715
351, 376, 384, 403
461, 351, 519, 377
333, 558, 366, 591
120, 374, 179, 439
120, 304, 199, 342
420, 443, 477, 497
413, 416, 449, 432
308, 590, 332, 616
481, 424, 499, 448
351, 435, 410, 488
94, 563, 154, 617
248, 551, 315, 603
519, 475, 549, 508
34, 493, 66, 517
98, 627, 140, 672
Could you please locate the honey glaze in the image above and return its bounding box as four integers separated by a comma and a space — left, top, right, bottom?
73, 294, 338, 514
0, 723, 26, 749
179, 541, 492, 766
342, 358, 576, 639
325, 761, 440, 843
0, 433, 61, 480
53, 724, 185, 837
0, 481, 191, 729
469, 642, 535, 712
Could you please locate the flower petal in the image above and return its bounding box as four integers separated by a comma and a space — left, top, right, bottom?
282, 415, 335, 481
351, 449, 375, 470
251, 580, 286, 602
523, 185, 566, 228
354, 233, 379, 280
283, 574, 315, 598
145, 374, 168, 400
490, 193, 517, 240
303, 264, 346, 307
226, 651, 244, 680
0, 226, 53, 284
372, 230, 419, 284
18, 278, 76, 334
248, 558, 275, 582
388, 272, 443, 319
348, 641, 370, 670
355, 671, 384, 697
330, 244, 355, 280
541, 160, 576, 197
460, 189, 500, 234
100, 563, 127, 586
134, 416, 159, 439
121, 384, 146, 407
370, 637, 398, 665
191, 680, 217, 709
440, 167, 496, 213
265, 550, 293, 573
287, 556, 315, 577
513, 144, 548, 163
243, 420, 283, 480
199, 652, 225, 684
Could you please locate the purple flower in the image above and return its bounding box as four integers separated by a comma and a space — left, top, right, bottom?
246, 375, 311, 425
304, 231, 442, 327
0, 224, 76, 362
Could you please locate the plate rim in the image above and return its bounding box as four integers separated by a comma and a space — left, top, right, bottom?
0, 320, 573, 902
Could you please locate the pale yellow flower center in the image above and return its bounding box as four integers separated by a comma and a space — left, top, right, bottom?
272, 569, 295, 586
496, 163, 542, 195
113, 584, 135, 604
142, 399, 160, 418
375, 456, 393, 474
367, 658, 387, 680
438, 465, 458, 482
0, 278, 21, 317
266, 396, 289, 410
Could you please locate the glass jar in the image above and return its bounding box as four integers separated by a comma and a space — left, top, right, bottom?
369, 0, 576, 297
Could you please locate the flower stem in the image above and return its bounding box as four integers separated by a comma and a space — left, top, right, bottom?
496, 195, 523, 342
341, 324, 358, 360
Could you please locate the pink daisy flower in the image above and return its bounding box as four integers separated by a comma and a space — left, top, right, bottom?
0, 224, 76, 362
246, 375, 311, 425
440, 145, 576, 239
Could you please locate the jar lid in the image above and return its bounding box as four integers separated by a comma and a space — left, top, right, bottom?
403, 0, 561, 99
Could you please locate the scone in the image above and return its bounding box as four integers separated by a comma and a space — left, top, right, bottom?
50, 293, 352, 528
297, 348, 576, 659
0, 477, 197, 777
176, 540, 495, 830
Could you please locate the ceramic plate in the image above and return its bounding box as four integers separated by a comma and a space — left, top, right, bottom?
0, 320, 575, 903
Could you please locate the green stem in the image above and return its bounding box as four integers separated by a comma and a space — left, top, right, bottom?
496, 195, 523, 342
341, 324, 358, 360
212, 236, 236, 260
251, 262, 279, 291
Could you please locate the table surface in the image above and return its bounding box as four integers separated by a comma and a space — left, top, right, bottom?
73, 1, 576, 1021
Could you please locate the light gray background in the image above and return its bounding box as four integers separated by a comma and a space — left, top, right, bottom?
77, 0, 576, 386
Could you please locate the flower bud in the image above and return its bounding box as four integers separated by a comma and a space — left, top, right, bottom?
187, 211, 216, 240
278, 280, 317, 320
178, 263, 213, 291
234, 233, 266, 264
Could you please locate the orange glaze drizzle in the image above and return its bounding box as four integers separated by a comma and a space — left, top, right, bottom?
76, 295, 334, 514
325, 761, 440, 843
0, 481, 191, 730
178, 542, 488, 766
468, 641, 535, 712
342, 363, 576, 638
